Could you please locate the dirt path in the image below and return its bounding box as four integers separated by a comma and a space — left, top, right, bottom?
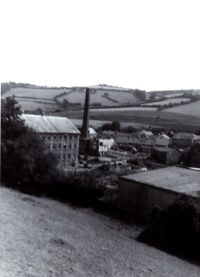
0, 186, 199, 277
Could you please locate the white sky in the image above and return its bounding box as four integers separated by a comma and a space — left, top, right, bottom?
1, 0, 200, 91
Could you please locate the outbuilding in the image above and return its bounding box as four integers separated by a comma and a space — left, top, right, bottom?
118, 166, 200, 217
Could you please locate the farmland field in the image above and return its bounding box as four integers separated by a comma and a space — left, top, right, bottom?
164, 100, 200, 117
67, 106, 200, 132
2, 86, 143, 111
2, 87, 64, 99
16, 100, 58, 112
143, 97, 191, 107
57, 88, 142, 106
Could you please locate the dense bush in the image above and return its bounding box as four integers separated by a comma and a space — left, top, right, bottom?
1, 96, 60, 190
138, 195, 200, 261
44, 171, 105, 206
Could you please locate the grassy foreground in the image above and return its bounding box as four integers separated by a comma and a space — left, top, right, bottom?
0, 186, 199, 277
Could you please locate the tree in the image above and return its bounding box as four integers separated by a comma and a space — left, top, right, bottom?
186, 142, 200, 167
1, 96, 27, 141
1, 96, 59, 188
101, 121, 121, 131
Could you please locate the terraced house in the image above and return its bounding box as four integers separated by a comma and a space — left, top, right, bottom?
21, 114, 80, 169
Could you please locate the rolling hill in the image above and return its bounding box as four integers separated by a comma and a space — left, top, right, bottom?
1, 82, 200, 132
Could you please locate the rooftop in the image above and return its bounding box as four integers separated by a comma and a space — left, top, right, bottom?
121, 166, 200, 197
21, 114, 80, 134
173, 132, 200, 140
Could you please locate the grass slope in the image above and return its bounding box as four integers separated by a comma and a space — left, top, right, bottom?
0, 186, 199, 277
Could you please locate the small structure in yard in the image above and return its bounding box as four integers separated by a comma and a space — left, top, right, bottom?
118, 166, 200, 217
21, 114, 80, 169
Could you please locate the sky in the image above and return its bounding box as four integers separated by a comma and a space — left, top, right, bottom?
1, 0, 200, 91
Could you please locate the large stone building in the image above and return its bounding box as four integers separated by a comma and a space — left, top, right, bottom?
21, 114, 80, 169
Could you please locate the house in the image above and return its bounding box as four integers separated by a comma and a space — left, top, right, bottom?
21, 114, 80, 169
151, 146, 180, 165
97, 138, 115, 156
118, 166, 200, 217
155, 133, 171, 147
88, 127, 97, 139
102, 130, 155, 146
172, 132, 200, 148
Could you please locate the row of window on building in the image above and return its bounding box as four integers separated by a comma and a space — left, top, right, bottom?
41, 134, 77, 142
45, 142, 77, 151
57, 153, 75, 163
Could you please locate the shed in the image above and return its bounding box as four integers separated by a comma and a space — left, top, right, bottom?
118, 166, 200, 217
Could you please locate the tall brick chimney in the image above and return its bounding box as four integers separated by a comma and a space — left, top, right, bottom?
81, 88, 90, 139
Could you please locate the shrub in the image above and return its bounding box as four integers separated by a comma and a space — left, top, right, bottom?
138, 195, 200, 261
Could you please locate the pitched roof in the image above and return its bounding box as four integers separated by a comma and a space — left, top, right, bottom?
173, 132, 199, 140
89, 127, 97, 135
121, 166, 200, 197
157, 133, 171, 140
21, 114, 80, 134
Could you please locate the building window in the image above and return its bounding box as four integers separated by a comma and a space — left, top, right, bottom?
68, 154, 71, 160
69, 143, 71, 149
53, 143, 56, 150
63, 145, 67, 151
58, 143, 61, 149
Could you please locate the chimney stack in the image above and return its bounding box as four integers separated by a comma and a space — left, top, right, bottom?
81, 88, 90, 139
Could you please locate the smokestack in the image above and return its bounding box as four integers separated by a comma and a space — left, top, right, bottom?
81, 88, 90, 139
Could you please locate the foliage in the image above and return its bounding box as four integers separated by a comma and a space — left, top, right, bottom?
1, 96, 59, 188
138, 195, 200, 261
101, 121, 121, 131
184, 142, 200, 167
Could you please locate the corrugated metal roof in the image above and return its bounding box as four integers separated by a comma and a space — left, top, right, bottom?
121, 166, 200, 196
21, 114, 80, 134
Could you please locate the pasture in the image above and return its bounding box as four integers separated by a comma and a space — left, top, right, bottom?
143, 97, 191, 107
2, 86, 143, 111
56, 88, 142, 106
67, 106, 200, 132
2, 87, 64, 99
164, 100, 200, 117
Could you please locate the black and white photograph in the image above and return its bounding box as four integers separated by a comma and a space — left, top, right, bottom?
1, 0, 200, 276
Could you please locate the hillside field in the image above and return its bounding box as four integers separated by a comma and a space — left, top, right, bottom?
1, 85, 144, 111
164, 100, 200, 117
67, 106, 200, 132
0, 186, 199, 277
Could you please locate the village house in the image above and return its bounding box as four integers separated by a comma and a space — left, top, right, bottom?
88, 127, 97, 139
151, 146, 180, 165
102, 129, 170, 148
97, 138, 115, 156
21, 114, 80, 169
155, 133, 171, 147
172, 132, 200, 148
